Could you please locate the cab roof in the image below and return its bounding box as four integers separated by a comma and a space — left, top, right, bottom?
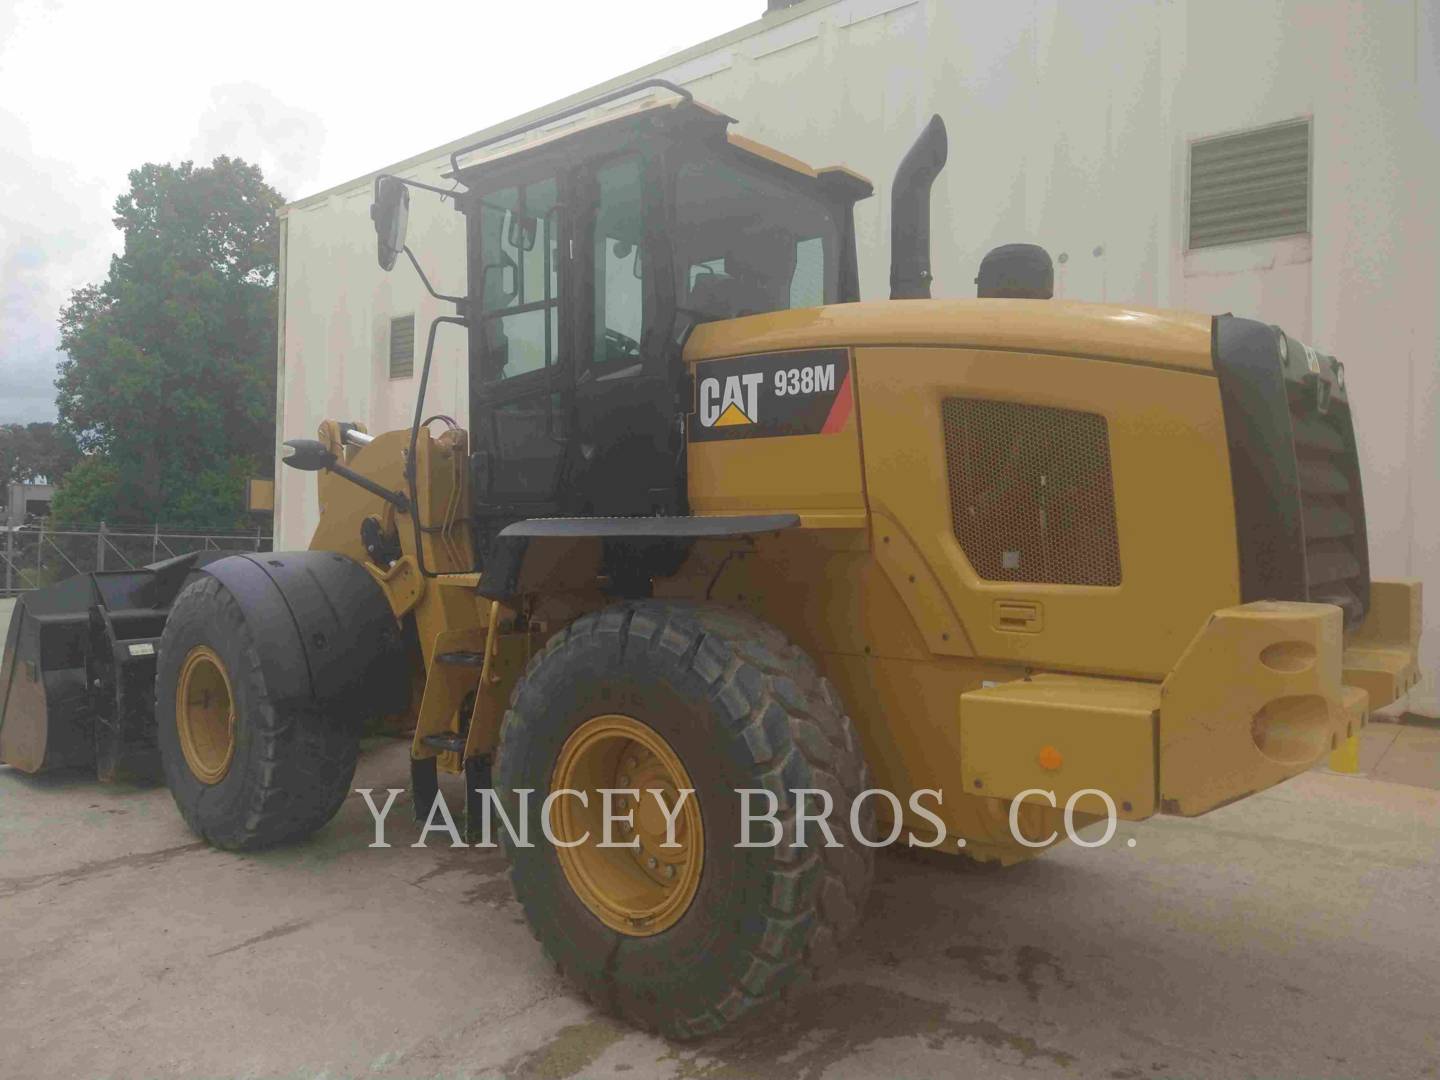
448, 79, 870, 195
725, 132, 872, 192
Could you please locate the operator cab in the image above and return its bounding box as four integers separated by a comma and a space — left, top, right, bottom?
445, 82, 872, 538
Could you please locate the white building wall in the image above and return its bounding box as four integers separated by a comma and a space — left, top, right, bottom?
276, 0, 1439, 712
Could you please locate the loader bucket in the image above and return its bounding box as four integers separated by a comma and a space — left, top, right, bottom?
0, 575, 95, 773
0, 551, 212, 779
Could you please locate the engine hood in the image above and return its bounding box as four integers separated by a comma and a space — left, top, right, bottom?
686, 299, 1216, 375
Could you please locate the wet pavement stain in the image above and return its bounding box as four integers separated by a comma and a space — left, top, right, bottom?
208, 917, 314, 958
667, 981, 1076, 1078
410, 863, 457, 887
459, 847, 512, 907
464, 873, 516, 907
1014, 944, 1076, 1003
0, 841, 207, 899
941, 943, 1010, 984
507, 1018, 628, 1079
406, 843, 513, 906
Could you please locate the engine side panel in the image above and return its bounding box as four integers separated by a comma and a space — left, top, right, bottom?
857, 345, 1240, 679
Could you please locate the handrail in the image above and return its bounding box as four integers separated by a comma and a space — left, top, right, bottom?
447, 79, 699, 178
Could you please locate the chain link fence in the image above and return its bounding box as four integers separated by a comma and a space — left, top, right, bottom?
1, 522, 271, 596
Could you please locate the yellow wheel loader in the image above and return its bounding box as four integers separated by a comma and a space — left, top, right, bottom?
0, 80, 1424, 1038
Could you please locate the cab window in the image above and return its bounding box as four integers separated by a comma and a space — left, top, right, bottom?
476, 177, 560, 382
673, 157, 838, 322
592, 156, 645, 367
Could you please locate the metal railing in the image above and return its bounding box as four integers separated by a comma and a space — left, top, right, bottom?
1, 522, 272, 596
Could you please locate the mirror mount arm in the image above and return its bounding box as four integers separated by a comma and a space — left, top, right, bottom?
372, 172, 459, 202
329, 462, 411, 513
402, 245, 466, 309
281, 439, 410, 513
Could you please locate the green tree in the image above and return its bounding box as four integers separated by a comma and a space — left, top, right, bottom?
0, 421, 80, 487
46, 457, 121, 524
54, 156, 282, 527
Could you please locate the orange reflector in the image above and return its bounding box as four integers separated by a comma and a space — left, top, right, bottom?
1037, 745, 1063, 771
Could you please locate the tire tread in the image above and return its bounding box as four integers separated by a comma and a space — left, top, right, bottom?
496, 599, 874, 1037
157, 576, 357, 851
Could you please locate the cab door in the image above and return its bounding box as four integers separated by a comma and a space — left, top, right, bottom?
469, 174, 570, 507
568, 153, 680, 516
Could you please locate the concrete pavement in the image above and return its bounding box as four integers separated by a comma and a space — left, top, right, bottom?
2, 736, 1438, 1079
1354, 719, 1440, 790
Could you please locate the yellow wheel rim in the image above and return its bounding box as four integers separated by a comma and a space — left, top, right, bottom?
550, 714, 704, 936
175, 645, 236, 785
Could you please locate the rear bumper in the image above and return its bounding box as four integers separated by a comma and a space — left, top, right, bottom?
957, 579, 1421, 823
1159, 598, 1357, 816
1341, 579, 1423, 712
1159, 579, 1420, 815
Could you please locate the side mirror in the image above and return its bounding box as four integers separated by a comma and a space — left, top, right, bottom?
492, 251, 520, 306
282, 438, 337, 472
370, 177, 410, 272
507, 212, 537, 253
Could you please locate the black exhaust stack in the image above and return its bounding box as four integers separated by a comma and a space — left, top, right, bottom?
889, 114, 949, 300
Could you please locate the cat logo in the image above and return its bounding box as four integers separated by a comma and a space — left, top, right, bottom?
698, 372, 764, 428
689, 348, 850, 443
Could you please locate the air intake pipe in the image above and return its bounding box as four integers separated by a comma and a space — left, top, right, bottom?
889, 114, 949, 300
976, 244, 1054, 299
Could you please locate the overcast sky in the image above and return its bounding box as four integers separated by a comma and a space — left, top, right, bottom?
0, 0, 765, 425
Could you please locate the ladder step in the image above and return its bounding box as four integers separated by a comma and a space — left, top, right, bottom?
436, 650, 485, 667
464, 755, 494, 845
421, 732, 468, 754
410, 756, 438, 823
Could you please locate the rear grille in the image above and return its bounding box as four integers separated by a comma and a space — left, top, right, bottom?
1288, 378, 1370, 625
941, 398, 1122, 586
1212, 315, 1370, 631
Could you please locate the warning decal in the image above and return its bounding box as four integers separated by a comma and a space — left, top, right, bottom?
690, 348, 851, 443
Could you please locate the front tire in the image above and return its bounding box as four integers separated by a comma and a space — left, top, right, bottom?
496, 602, 875, 1038
155, 575, 359, 850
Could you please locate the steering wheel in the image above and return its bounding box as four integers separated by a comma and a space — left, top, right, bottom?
603, 327, 641, 362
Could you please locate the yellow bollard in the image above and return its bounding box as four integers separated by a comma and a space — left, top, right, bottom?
1328, 732, 1361, 773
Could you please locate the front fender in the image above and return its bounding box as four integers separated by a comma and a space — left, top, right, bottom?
201, 551, 408, 719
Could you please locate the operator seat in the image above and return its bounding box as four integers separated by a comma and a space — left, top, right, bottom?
687, 237, 794, 320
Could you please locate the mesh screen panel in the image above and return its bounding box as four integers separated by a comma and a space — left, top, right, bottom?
942, 398, 1122, 586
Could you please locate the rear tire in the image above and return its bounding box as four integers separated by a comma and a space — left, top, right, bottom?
155, 575, 358, 850
495, 601, 874, 1038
